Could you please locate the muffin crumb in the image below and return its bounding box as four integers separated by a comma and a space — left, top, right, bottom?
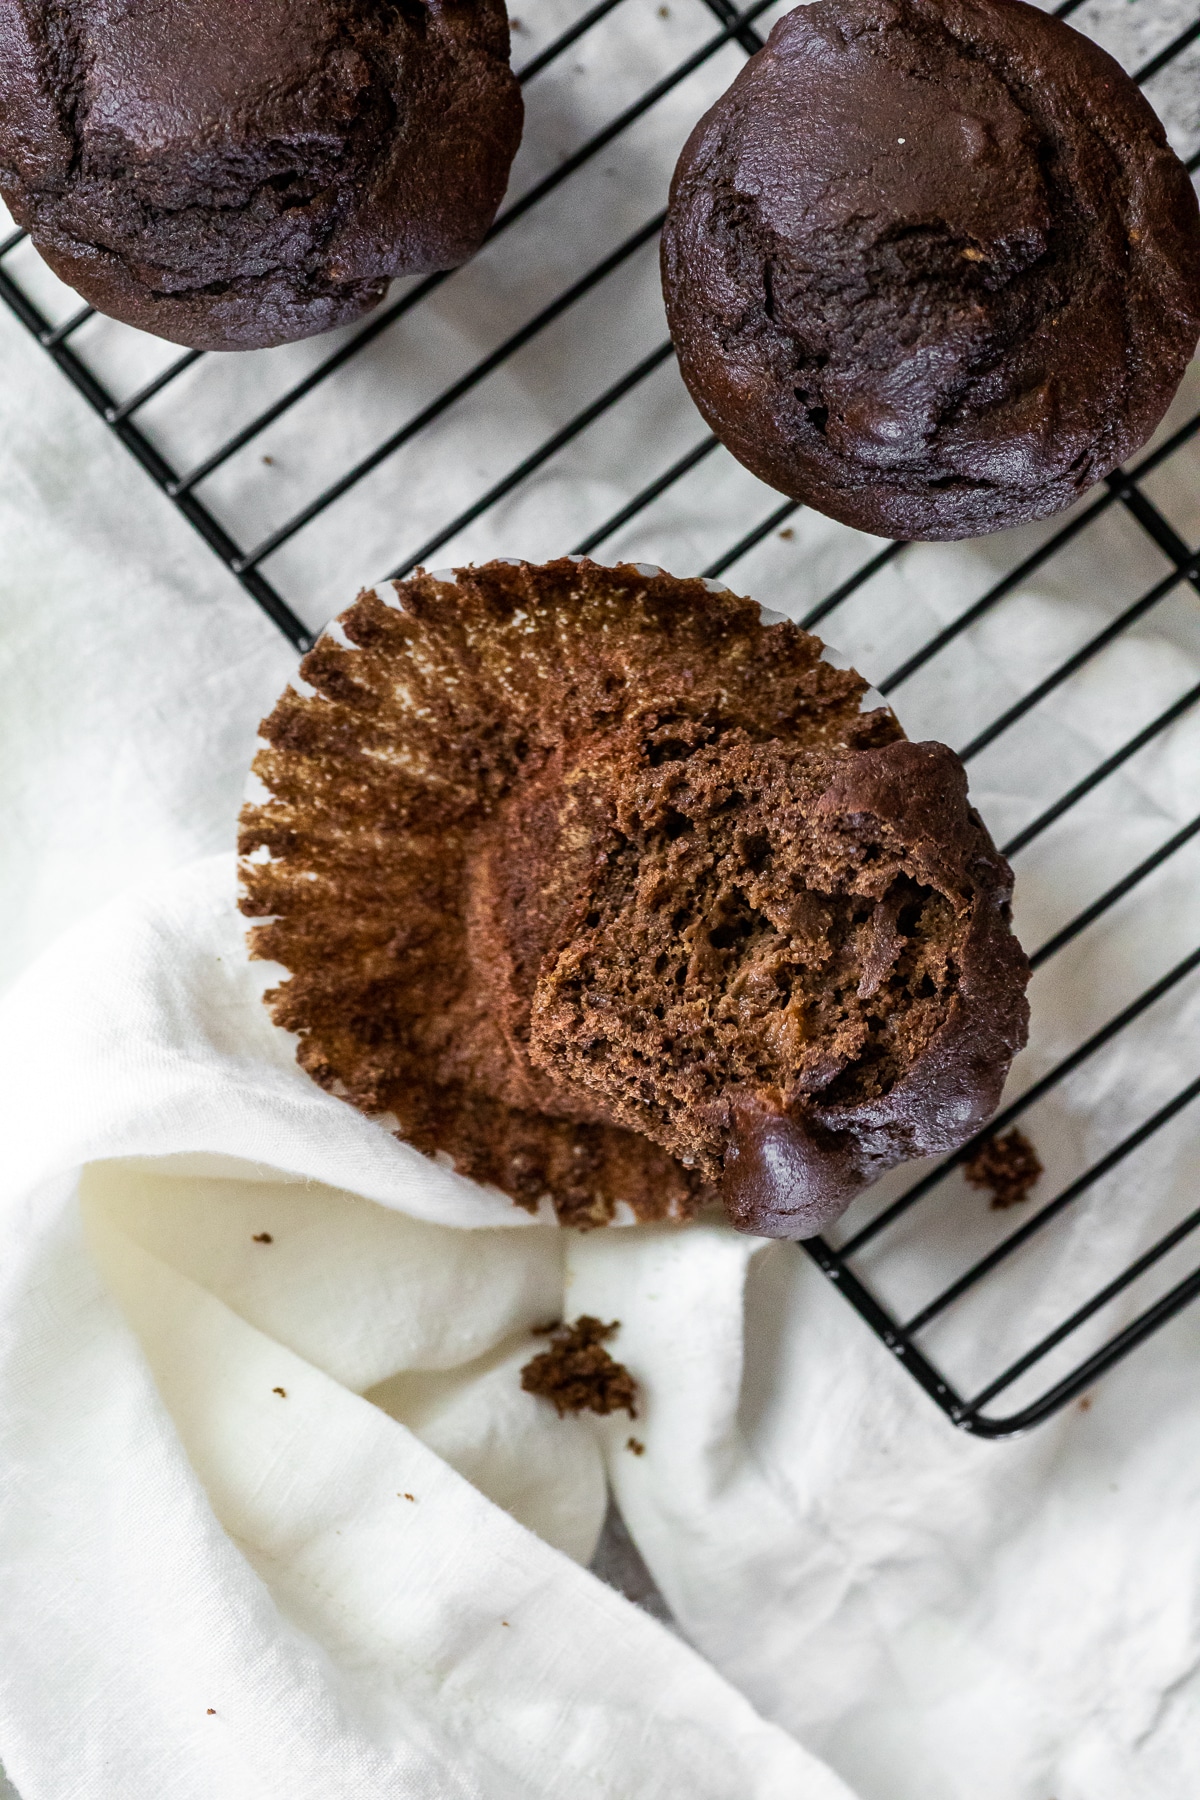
964, 1128, 1042, 1209
521, 1317, 638, 1418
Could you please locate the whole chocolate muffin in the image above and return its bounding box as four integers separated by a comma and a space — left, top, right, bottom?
661, 0, 1200, 540
239, 559, 1030, 1237
0, 0, 522, 351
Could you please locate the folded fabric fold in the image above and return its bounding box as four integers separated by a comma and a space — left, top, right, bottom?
0, 857, 854, 1800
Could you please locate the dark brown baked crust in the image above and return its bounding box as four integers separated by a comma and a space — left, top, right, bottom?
239, 558, 1029, 1237
0, 0, 522, 351
661, 0, 1200, 541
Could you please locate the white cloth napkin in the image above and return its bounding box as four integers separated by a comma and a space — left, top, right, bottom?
1, 856, 860, 1800
3, 52, 1200, 1795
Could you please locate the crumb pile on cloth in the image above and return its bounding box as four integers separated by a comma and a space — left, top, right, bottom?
520, 1317, 639, 1419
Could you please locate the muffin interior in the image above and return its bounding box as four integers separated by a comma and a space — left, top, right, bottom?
530, 724, 964, 1182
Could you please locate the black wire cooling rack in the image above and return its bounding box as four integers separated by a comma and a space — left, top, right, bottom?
2, 0, 1199, 1436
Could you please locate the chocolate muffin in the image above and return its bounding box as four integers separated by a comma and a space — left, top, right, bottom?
661, 0, 1200, 541
239, 559, 1030, 1237
0, 0, 522, 351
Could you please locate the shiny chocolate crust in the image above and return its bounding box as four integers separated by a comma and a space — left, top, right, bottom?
239, 558, 1029, 1237
661, 0, 1200, 540
0, 0, 522, 351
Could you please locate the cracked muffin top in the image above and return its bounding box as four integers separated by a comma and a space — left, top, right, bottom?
661, 0, 1200, 540
239, 558, 1030, 1237
0, 0, 522, 349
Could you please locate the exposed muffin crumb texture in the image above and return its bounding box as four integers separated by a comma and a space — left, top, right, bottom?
239, 558, 1029, 1237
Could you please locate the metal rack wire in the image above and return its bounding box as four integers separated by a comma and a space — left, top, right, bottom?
2, 0, 1198, 1435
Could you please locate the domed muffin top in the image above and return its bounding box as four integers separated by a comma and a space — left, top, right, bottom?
662, 0, 1200, 539
0, 0, 522, 348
